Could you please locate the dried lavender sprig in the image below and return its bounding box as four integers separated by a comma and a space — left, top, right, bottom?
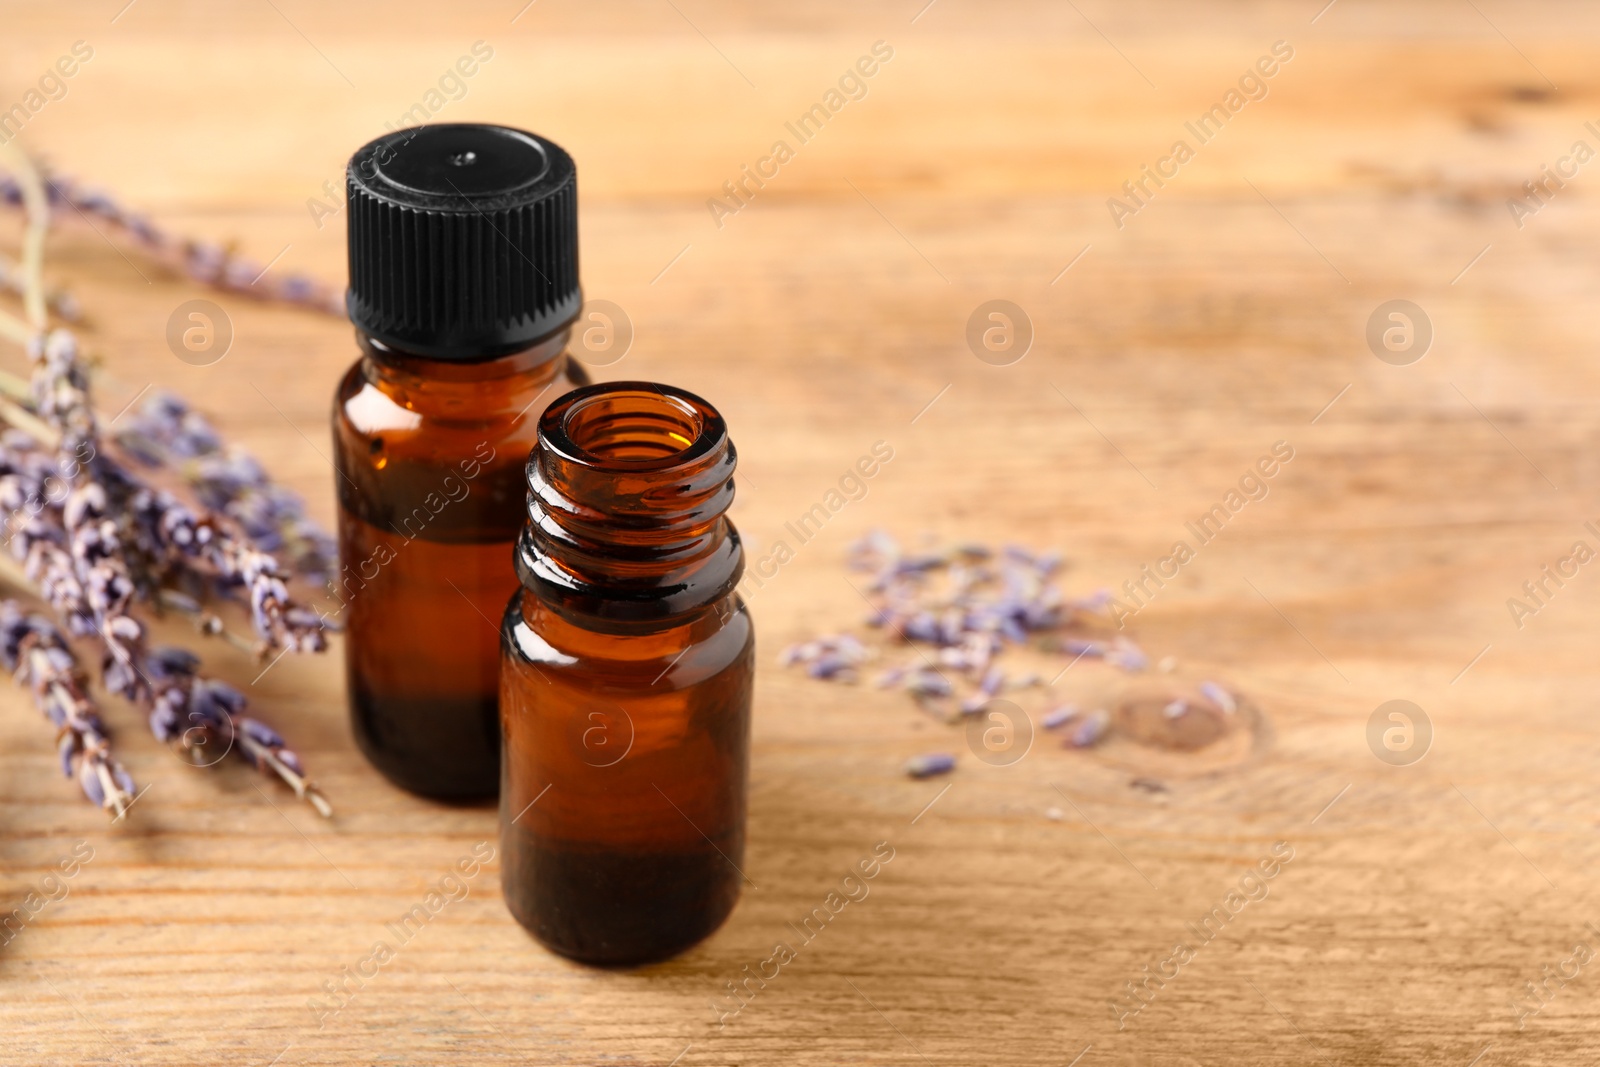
0, 252, 80, 322
0, 166, 336, 590
0, 167, 345, 317
54, 481, 331, 816
5, 491, 333, 817
124, 480, 329, 654
155, 588, 256, 654
0, 429, 95, 636
0, 198, 330, 650
142, 646, 332, 818
116, 390, 336, 586
0, 144, 46, 332
0, 351, 336, 588
1, 154, 330, 816
0, 598, 135, 817
30, 329, 327, 656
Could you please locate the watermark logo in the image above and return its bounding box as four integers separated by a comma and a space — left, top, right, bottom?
1366, 699, 1431, 766
575, 701, 634, 767
964, 698, 1033, 766
570, 299, 633, 367
179, 710, 234, 767
166, 299, 233, 366
966, 299, 1032, 366
1366, 300, 1431, 366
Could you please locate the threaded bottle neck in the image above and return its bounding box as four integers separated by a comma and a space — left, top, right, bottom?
515, 382, 742, 628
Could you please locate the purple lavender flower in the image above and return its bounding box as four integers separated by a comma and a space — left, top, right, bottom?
1066, 709, 1111, 748
1041, 705, 1078, 730
904, 752, 956, 779
1, 309, 332, 819
905, 668, 952, 699
807, 653, 857, 681
1, 166, 347, 317
116, 390, 337, 586
783, 531, 1179, 759
1199, 681, 1237, 714
1106, 638, 1149, 673
1, 599, 136, 817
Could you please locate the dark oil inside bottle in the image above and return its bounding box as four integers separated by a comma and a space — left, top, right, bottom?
500, 597, 753, 965
332, 339, 585, 801
504, 832, 744, 966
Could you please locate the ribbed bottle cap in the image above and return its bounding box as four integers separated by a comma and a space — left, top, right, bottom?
346, 124, 581, 359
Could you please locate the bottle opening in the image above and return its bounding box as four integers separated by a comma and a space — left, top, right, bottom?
524, 380, 740, 625
558, 387, 709, 469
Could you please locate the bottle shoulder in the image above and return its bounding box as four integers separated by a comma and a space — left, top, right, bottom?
503, 592, 753, 688
333, 352, 584, 439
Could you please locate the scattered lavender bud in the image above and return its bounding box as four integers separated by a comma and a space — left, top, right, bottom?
1200, 681, 1237, 714
874, 666, 906, 689
1158, 655, 1177, 673
1041, 705, 1079, 730
807, 652, 855, 681
782, 531, 1187, 759
906, 668, 953, 699
1106, 638, 1149, 672
902, 614, 934, 646
904, 752, 956, 779
1163, 699, 1188, 720
1066, 709, 1111, 748
1072, 589, 1114, 612
1044, 806, 1064, 821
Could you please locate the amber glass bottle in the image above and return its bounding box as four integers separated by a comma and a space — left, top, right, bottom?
500, 381, 754, 965
333, 124, 585, 800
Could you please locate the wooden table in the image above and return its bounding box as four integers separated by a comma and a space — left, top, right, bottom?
3, 2, 1600, 1063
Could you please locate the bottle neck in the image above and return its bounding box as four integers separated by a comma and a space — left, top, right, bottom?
516, 383, 743, 632
356, 327, 573, 419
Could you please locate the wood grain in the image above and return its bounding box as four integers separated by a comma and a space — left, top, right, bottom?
4, 2, 1600, 1064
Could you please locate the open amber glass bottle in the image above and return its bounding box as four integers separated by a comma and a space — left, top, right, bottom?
333, 124, 585, 800
500, 381, 753, 965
